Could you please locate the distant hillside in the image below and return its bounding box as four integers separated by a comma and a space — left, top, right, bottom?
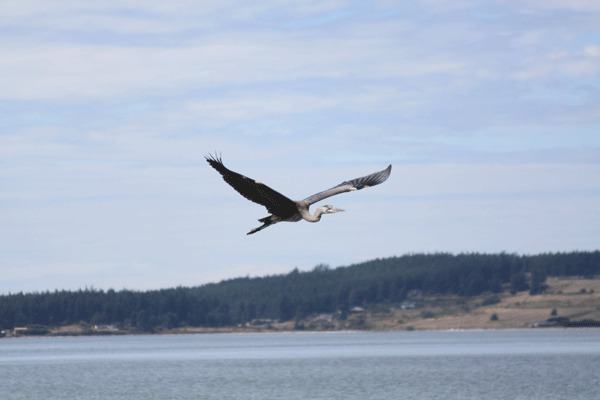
1, 251, 599, 332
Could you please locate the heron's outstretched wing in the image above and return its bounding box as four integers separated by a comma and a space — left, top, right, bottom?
302, 164, 392, 206
206, 155, 298, 217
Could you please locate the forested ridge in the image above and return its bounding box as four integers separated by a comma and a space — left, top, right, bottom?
1, 252, 599, 331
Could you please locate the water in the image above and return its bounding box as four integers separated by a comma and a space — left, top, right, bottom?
1, 329, 599, 399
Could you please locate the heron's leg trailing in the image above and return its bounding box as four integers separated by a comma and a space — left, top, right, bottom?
247, 215, 279, 235
247, 222, 272, 235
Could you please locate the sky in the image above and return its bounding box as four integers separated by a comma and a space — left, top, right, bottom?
1, 0, 599, 293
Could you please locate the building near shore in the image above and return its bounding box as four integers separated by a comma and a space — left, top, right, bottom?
13, 327, 29, 336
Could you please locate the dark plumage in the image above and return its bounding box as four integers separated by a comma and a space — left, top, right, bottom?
206, 155, 391, 234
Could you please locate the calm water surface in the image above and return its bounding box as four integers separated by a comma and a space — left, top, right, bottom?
1, 329, 599, 399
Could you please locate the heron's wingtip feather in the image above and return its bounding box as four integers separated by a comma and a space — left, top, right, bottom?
205, 152, 225, 168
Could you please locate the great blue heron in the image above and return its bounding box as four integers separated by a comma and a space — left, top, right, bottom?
206, 155, 392, 235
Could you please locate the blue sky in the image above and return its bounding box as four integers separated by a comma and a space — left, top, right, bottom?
1, 0, 599, 293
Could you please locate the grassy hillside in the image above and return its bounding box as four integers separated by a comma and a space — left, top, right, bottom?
357, 277, 600, 330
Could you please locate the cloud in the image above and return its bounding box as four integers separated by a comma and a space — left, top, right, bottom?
0, 35, 466, 101
2, 0, 600, 293
513, 45, 600, 80
0, 1, 349, 32
0, 1, 469, 101
507, 0, 600, 12
584, 45, 600, 58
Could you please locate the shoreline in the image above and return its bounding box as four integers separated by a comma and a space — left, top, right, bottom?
3, 324, 600, 340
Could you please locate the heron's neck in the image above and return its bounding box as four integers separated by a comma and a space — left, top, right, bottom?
300, 207, 325, 223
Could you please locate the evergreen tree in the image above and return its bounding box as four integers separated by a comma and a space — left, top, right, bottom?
510, 272, 529, 294
529, 269, 547, 295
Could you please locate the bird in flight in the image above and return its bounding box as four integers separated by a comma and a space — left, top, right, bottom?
206, 155, 392, 235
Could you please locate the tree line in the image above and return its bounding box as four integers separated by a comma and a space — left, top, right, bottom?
1, 251, 598, 331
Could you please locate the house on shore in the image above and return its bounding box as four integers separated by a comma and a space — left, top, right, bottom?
13, 327, 29, 336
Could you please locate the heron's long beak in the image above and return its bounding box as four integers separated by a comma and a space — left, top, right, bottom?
335, 207, 345, 212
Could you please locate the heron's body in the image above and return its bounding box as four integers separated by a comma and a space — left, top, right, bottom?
205, 155, 391, 234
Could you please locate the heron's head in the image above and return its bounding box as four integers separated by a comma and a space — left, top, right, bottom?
321, 204, 345, 214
